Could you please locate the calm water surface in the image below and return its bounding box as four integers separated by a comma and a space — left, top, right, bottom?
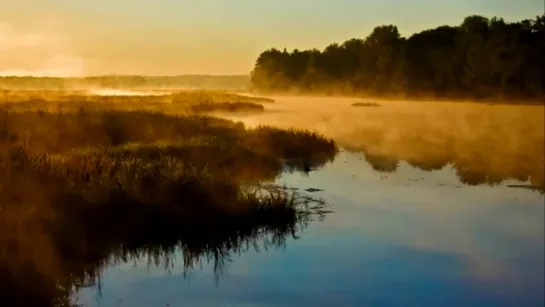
74, 96, 544, 307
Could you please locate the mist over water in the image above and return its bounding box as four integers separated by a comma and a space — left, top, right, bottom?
225, 95, 545, 187
63, 90, 544, 307
87, 89, 166, 96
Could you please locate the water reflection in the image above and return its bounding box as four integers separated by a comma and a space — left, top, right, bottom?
97, 191, 328, 283
0, 186, 330, 307
71, 190, 330, 305
360, 151, 399, 173
350, 148, 544, 191
75, 150, 544, 307
226, 97, 545, 190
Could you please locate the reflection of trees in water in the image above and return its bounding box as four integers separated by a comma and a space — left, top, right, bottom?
348, 147, 544, 189
335, 104, 544, 188
406, 156, 452, 172
363, 152, 399, 172
455, 163, 512, 186
456, 168, 490, 186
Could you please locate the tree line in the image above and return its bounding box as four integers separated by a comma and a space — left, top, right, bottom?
250, 15, 545, 101
0, 75, 250, 90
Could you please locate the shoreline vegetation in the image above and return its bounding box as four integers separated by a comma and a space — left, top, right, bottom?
0, 75, 251, 91
0, 89, 274, 114
0, 91, 337, 306
250, 14, 545, 103
352, 101, 381, 107
250, 91, 545, 106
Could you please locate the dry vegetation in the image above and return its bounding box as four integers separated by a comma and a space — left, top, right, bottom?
0, 90, 336, 306
0, 89, 274, 115
351, 101, 381, 107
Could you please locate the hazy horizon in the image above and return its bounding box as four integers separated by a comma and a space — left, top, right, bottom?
0, 74, 250, 78
1, 0, 543, 77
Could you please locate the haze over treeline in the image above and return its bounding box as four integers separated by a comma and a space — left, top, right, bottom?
250, 15, 545, 102
0, 75, 250, 90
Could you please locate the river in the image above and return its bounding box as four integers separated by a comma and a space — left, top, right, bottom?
74, 95, 544, 307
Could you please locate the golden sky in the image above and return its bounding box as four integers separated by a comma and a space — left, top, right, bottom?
1, 0, 542, 76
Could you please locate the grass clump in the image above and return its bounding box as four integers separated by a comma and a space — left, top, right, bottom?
351, 101, 381, 107
188, 101, 265, 113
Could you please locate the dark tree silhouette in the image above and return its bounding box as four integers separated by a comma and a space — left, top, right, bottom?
250, 14, 545, 102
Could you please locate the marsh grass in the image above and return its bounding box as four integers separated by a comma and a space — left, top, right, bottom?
0, 89, 274, 115
188, 101, 265, 113
0, 93, 336, 307
351, 101, 381, 107
0, 147, 331, 306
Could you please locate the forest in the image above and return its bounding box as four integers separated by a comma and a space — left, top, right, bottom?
250, 15, 545, 102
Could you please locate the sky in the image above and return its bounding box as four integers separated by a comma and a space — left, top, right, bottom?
0, 0, 543, 76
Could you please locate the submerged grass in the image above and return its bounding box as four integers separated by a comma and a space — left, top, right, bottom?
0, 92, 336, 307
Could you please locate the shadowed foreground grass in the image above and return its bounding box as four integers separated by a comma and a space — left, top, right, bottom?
0, 106, 337, 307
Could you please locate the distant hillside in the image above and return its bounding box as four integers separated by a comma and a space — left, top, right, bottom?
0, 75, 251, 90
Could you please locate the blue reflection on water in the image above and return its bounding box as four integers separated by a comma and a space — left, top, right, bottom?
75, 151, 544, 307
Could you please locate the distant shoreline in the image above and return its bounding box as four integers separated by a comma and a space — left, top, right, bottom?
0, 75, 252, 92
246, 90, 545, 106
1, 86, 543, 106
0, 74, 250, 78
